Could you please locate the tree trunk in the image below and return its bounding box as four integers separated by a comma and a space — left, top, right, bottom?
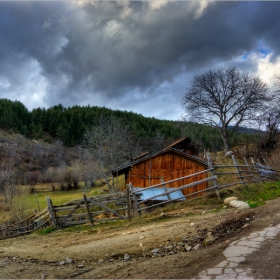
219, 127, 230, 151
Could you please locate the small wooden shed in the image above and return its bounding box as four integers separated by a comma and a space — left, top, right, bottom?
112, 138, 208, 197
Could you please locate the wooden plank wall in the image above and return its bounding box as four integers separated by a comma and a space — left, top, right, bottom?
126, 152, 207, 197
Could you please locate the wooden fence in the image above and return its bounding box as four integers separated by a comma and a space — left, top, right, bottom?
1, 153, 279, 237
128, 152, 279, 214
47, 192, 129, 228
0, 207, 50, 239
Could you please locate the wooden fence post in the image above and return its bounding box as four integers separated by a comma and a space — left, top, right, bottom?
46, 196, 58, 228
7, 221, 10, 237
231, 154, 245, 185
243, 157, 253, 176
126, 184, 132, 221
160, 179, 171, 201
129, 183, 142, 216
206, 152, 221, 200
263, 158, 270, 167
83, 194, 94, 226
251, 157, 265, 182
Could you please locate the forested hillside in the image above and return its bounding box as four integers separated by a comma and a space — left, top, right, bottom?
0, 98, 256, 151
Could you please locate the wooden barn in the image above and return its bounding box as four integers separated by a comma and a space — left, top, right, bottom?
112, 137, 208, 197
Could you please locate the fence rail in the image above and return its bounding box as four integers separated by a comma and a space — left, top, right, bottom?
47, 192, 129, 228
0, 208, 50, 239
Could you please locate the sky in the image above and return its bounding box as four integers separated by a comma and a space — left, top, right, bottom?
0, 1, 280, 121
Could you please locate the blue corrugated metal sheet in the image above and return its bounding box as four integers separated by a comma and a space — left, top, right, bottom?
133, 187, 186, 201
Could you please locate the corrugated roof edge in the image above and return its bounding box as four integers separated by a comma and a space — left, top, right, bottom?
112, 147, 208, 176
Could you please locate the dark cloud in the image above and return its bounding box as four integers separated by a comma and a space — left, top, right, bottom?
0, 1, 279, 119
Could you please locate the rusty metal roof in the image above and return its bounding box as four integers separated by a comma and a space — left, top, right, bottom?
163, 137, 191, 150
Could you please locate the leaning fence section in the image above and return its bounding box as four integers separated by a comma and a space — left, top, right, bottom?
47, 192, 128, 228
209, 153, 278, 191
0, 207, 50, 239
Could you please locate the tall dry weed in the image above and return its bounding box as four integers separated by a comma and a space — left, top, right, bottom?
267, 144, 280, 170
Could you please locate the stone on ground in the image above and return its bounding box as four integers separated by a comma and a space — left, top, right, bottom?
229, 200, 250, 209
224, 197, 238, 205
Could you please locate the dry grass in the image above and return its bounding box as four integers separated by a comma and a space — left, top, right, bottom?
267, 145, 280, 171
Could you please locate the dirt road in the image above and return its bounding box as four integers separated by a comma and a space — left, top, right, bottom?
1, 197, 280, 279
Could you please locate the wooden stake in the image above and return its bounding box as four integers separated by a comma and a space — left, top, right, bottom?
160, 179, 171, 201
46, 196, 57, 228
206, 152, 221, 200
129, 182, 142, 216
84, 194, 94, 226
126, 184, 132, 221
231, 154, 245, 185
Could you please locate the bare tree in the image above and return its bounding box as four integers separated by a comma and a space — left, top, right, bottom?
258, 105, 280, 153
182, 66, 271, 151
83, 115, 142, 192
78, 148, 102, 191
0, 158, 18, 205
256, 76, 280, 153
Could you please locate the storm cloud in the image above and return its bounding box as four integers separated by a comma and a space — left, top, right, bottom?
0, 1, 280, 120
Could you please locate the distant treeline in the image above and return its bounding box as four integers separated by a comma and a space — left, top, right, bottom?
0, 98, 258, 150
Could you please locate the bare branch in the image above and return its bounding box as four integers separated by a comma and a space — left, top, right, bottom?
82, 115, 142, 192
182, 66, 271, 150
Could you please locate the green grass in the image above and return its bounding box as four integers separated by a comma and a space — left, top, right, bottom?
0, 186, 104, 223
19, 189, 92, 210
37, 227, 57, 235
236, 181, 280, 207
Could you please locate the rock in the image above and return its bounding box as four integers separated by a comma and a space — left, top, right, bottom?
229, 200, 250, 209
124, 253, 130, 261
109, 259, 114, 262
224, 197, 238, 205
202, 235, 216, 246
190, 222, 195, 226
185, 245, 192, 251
165, 245, 173, 251
139, 236, 145, 239
160, 213, 166, 217
225, 151, 234, 157
192, 244, 201, 250
152, 248, 159, 254
98, 259, 104, 263
139, 243, 143, 247
178, 242, 185, 247
40, 274, 47, 279
65, 258, 73, 264
59, 261, 66, 265
78, 264, 85, 268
